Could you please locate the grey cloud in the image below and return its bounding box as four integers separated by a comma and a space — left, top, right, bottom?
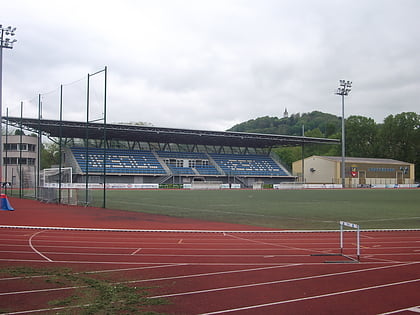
2, 0, 419, 131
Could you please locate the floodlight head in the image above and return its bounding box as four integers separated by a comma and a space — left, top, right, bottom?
335, 86, 351, 96
337, 79, 352, 94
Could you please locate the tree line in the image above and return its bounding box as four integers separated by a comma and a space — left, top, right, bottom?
9, 111, 418, 180
228, 111, 420, 180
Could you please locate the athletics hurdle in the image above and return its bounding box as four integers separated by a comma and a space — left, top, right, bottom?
311, 221, 360, 263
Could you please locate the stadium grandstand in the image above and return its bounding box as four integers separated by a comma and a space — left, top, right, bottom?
4, 116, 339, 189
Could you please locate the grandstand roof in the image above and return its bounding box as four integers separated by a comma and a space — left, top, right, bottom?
316, 156, 412, 165
4, 117, 339, 148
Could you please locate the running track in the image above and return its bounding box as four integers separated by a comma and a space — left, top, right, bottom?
0, 197, 419, 314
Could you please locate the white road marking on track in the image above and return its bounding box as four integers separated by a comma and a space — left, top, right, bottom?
0, 286, 77, 296
130, 248, 142, 255
149, 262, 419, 299
199, 278, 420, 315
378, 305, 420, 314
125, 264, 301, 284
0, 264, 300, 297
408, 306, 420, 313
0, 258, 312, 266
225, 233, 326, 254
0, 250, 317, 258
29, 231, 52, 262
0, 263, 186, 281
0, 304, 91, 315
1, 260, 419, 304
0, 258, 182, 265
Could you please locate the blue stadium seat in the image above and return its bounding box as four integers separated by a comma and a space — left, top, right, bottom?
71, 147, 166, 175
209, 153, 288, 176
70, 148, 288, 177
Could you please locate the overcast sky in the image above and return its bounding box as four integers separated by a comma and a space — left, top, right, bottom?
2, 0, 419, 131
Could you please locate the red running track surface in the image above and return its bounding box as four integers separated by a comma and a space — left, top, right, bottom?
0, 197, 419, 314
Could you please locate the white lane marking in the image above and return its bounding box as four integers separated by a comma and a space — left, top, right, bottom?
1, 257, 418, 266
125, 264, 301, 284
130, 248, 142, 255
150, 262, 419, 299
199, 278, 420, 315
0, 304, 91, 314
0, 286, 77, 296
378, 305, 420, 314
0, 264, 299, 297
0, 263, 186, 281
225, 233, 326, 254
408, 306, 420, 313
29, 231, 52, 262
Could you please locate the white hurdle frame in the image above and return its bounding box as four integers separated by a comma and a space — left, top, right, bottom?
340, 221, 361, 262
311, 220, 361, 263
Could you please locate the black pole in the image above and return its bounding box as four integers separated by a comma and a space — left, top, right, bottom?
37, 94, 42, 200
85, 73, 90, 205
302, 124, 305, 184
102, 66, 107, 208
58, 85, 63, 204
5, 108, 8, 195
19, 101, 23, 198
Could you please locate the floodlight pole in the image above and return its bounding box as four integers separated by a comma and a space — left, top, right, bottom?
0, 25, 17, 192
335, 80, 352, 188
301, 124, 305, 184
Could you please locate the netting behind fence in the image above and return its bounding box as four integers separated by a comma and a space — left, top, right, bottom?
38, 187, 93, 205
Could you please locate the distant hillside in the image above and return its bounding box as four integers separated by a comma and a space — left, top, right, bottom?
227, 111, 419, 181
227, 111, 341, 137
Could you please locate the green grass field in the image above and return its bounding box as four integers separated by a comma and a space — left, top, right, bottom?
87, 189, 420, 230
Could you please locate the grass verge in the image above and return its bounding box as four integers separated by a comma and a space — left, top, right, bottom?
0, 266, 167, 314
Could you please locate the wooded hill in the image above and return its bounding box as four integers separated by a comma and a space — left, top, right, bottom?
228, 111, 420, 180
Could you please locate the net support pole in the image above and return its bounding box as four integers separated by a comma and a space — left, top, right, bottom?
58, 84, 63, 204
356, 224, 360, 261
19, 101, 23, 198
102, 66, 107, 209
85, 72, 90, 206
37, 93, 42, 200
340, 221, 344, 255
